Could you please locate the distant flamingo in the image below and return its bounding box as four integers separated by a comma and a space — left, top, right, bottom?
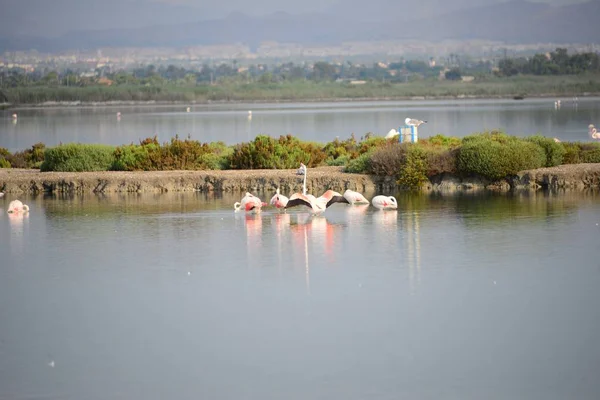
371, 195, 398, 210
589, 124, 600, 140
11, 113, 17, 119
342, 189, 370, 205
7, 199, 29, 214
234, 192, 267, 213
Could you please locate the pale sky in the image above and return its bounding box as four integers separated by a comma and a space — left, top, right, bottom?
0, 0, 592, 37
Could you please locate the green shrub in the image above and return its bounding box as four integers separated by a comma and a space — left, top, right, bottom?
345, 152, 372, 173
457, 135, 546, 180
326, 154, 350, 166
423, 134, 462, 148
579, 142, 600, 163
228, 134, 326, 169
397, 145, 429, 189
41, 143, 116, 172
526, 135, 565, 167
369, 143, 404, 176
0, 147, 10, 168
560, 142, 600, 164
425, 147, 458, 176
112, 136, 229, 171
7, 142, 46, 169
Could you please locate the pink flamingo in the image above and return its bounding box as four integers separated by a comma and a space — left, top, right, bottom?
7, 199, 29, 214
371, 195, 398, 210
234, 192, 267, 213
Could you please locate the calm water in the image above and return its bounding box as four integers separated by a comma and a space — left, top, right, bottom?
1, 97, 599, 151
1, 190, 600, 399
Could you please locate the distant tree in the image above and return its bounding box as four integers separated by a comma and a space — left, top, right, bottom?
445, 68, 462, 81
312, 62, 336, 81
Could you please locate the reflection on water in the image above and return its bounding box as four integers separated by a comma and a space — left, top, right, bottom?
1, 190, 600, 399
2, 97, 600, 151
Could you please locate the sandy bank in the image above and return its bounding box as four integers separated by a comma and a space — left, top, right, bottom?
1, 164, 600, 195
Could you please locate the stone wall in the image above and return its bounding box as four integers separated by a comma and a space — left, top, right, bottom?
1, 164, 599, 195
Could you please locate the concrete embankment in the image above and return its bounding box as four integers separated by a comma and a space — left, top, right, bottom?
1, 164, 600, 195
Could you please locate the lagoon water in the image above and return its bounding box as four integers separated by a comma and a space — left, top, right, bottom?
1, 97, 600, 151
1, 190, 600, 399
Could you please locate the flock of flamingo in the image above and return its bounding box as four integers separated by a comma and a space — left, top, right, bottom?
233, 163, 397, 214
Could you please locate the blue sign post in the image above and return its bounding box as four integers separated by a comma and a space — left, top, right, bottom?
399, 125, 418, 143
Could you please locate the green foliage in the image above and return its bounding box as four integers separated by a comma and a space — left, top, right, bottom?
326, 155, 350, 166
5, 142, 46, 168
0, 147, 11, 168
423, 134, 462, 148
227, 134, 326, 169
560, 142, 600, 164
112, 136, 231, 171
369, 143, 405, 176
526, 135, 565, 167
344, 152, 372, 173
397, 145, 429, 190
40, 143, 116, 172
457, 134, 546, 180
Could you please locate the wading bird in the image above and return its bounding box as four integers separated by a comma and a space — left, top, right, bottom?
405, 117, 427, 127
234, 192, 267, 213
285, 190, 349, 213
371, 195, 398, 210
589, 124, 600, 140
269, 188, 290, 210
342, 189, 370, 205
7, 199, 29, 214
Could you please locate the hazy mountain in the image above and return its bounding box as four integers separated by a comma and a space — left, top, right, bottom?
0, 0, 597, 52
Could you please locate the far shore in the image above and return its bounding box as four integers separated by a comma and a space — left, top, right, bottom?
2, 93, 599, 110
2, 164, 599, 195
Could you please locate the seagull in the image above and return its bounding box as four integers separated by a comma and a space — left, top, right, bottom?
589, 124, 600, 140
371, 195, 398, 210
405, 117, 427, 127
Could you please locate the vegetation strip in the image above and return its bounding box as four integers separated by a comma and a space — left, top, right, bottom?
2, 131, 600, 194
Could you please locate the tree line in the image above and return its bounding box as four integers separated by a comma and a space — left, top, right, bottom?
0, 48, 598, 89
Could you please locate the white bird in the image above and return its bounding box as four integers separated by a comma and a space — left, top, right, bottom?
405, 117, 427, 127
269, 188, 289, 210
7, 199, 29, 214
296, 163, 307, 176
285, 189, 349, 213
589, 124, 600, 140
186, 107, 191, 113
0, 191, 4, 198
371, 195, 398, 210
234, 192, 267, 213
247, 110, 252, 120
11, 113, 17, 119
342, 189, 370, 205
385, 129, 399, 139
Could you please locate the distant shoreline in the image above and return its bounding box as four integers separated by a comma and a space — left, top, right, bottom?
2, 93, 598, 110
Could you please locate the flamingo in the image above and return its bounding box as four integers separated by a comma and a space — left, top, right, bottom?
234, 192, 267, 213
285, 189, 349, 213
269, 188, 289, 210
7, 199, 29, 214
405, 117, 427, 127
11, 113, 17, 119
342, 189, 370, 205
296, 163, 306, 176
589, 124, 600, 140
371, 195, 398, 210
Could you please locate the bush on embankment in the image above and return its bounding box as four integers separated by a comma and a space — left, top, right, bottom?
112, 136, 232, 171
3, 132, 600, 188
40, 143, 116, 172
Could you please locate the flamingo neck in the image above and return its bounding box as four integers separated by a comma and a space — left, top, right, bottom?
303, 170, 307, 196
